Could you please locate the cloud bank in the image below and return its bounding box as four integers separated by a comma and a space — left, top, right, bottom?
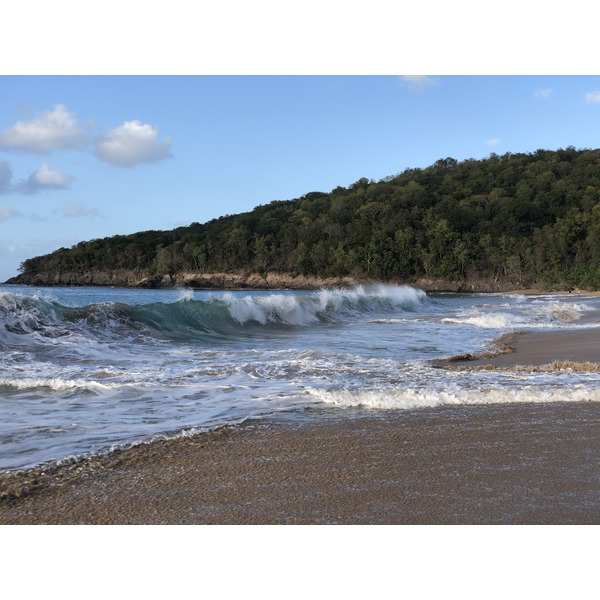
94, 120, 172, 167
0, 104, 86, 153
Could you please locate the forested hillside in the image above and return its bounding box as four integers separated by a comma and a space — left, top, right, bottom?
10, 147, 600, 289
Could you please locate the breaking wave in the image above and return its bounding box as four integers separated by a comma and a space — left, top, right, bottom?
0, 284, 427, 345
442, 300, 590, 329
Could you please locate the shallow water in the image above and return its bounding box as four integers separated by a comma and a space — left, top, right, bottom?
1, 283, 600, 471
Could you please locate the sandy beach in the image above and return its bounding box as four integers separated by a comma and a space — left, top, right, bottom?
1, 401, 599, 524
1, 322, 600, 525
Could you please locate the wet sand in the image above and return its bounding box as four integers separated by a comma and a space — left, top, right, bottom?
2, 406, 600, 524
468, 328, 600, 367
2, 326, 600, 525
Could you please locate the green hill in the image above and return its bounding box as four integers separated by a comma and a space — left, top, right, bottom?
9, 147, 600, 290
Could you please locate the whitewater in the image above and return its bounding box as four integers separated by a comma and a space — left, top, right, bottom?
1, 283, 600, 472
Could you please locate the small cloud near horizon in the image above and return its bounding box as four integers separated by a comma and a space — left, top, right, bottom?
0, 206, 21, 222
399, 75, 440, 92
487, 138, 502, 147
60, 201, 100, 219
535, 88, 554, 99
93, 120, 172, 167
0, 205, 45, 223
17, 163, 75, 194
585, 91, 600, 103
0, 104, 86, 154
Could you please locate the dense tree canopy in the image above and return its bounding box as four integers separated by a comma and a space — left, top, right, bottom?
16, 148, 600, 289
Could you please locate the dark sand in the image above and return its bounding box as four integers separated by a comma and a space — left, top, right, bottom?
2, 327, 600, 525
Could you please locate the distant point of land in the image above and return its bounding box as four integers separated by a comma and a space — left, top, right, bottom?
8, 148, 600, 292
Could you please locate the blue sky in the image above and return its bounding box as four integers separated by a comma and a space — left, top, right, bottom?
2, 75, 600, 281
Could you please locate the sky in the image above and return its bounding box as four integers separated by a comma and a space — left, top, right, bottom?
2, 74, 600, 281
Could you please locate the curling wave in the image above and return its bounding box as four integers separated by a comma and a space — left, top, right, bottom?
0, 285, 427, 345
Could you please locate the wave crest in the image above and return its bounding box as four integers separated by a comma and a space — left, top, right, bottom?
0, 285, 427, 344
222, 284, 425, 326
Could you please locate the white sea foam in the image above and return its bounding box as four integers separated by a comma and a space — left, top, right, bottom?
0, 376, 122, 392
321, 284, 425, 311
442, 299, 590, 329
308, 384, 600, 410
535, 302, 587, 321
176, 289, 195, 302
222, 284, 426, 326
223, 292, 316, 325
443, 313, 517, 329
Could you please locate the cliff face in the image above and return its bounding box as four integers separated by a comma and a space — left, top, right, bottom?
5, 269, 535, 293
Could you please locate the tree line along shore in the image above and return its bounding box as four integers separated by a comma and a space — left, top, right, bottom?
7, 147, 600, 291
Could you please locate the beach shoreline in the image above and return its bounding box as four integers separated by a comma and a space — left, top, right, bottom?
2, 306, 600, 525
2, 399, 599, 525
435, 328, 600, 370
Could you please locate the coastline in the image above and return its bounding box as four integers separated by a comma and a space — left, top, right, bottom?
2, 323, 600, 525
2, 400, 600, 524
469, 328, 600, 368
434, 328, 600, 370
438, 296, 600, 369
3, 270, 570, 294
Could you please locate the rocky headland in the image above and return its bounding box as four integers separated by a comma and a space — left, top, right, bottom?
4, 269, 541, 293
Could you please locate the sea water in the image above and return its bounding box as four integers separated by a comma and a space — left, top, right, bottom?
1, 283, 600, 472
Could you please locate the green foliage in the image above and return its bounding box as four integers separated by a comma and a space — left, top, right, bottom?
17, 148, 600, 289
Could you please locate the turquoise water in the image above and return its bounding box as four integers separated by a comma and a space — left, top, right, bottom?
1, 283, 599, 471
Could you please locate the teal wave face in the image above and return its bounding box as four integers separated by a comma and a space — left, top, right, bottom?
0, 285, 428, 345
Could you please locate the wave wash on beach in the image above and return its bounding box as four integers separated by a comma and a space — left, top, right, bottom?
1, 283, 600, 472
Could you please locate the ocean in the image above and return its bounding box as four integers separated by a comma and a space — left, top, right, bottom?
1, 283, 600, 472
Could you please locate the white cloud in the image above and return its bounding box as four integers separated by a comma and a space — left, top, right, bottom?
0, 104, 86, 153
399, 75, 440, 92
535, 88, 554, 98
17, 163, 75, 194
94, 120, 172, 167
32, 163, 74, 187
585, 91, 600, 103
0, 206, 21, 222
487, 138, 502, 146
61, 201, 99, 218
